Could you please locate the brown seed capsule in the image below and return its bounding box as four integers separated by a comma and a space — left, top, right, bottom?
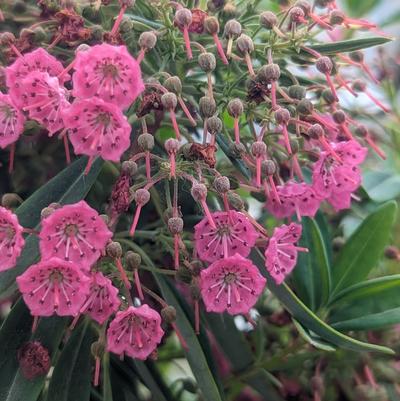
134, 188, 151, 205
332, 110, 346, 124
204, 16, 220, 34
164, 76, 182, 94
227, 98, 244, 117
106, 241, 123, 258
321, 89, 336, 104
260, 11, 277, 29
236, 34, 254, 55
257, 63, 280, 82
251, 141, 267, 157
138, 133, 154, 151
125, 250, 141, 269
223, 19, 242, 38
165, 138, 180, 153
161, 305, 177, 323
213, 176, 230, 193
199, 96, 216, 118
316, 56, 333, 74
121, 160, 138, 176
198, 52, 216, 72
275, 108, 291, 124
207, 116, 223, 134
307, 123, 324, 139
174, 8, 192, 27
161, 92, 178, 109
138, 31, 157, 50
261, 159, 276, 175
296, 99, 314, 115
168, 217, 184, 234
288, 85, 306, 100
191, 183, 208, 201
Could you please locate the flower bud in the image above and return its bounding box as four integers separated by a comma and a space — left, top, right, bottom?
257, 63, 280, 82
332, 110, 346, 124
290, 138, 300, 153
354, 124, 368, 137
176, 265, 193, 283
296, 99, 314, 115
261, 159, 276, 175
190, 283, 201, 300
91, 341, 105, 359
120, 16, 134, 33
41, 207, 55, 219
236, 34, 254, 55
90, 25, 104, 41
321, 89, 336, 104
349, 50, 364, 63
227, 191, 245, 210
332, 236, 345, 251
139, 31, 157, 50
134, 188, 150, 205
1, 193, 22, 208
275, 108, 290, 124
316, 56, 333, 74
165, 138, 180, 153
259, 11, 277, 29
385, 245, 400, 260
204, 16, 220, 34
76, 43, 91, 54
213, 176, 230, 193
191, 183, 207, 201
352, 79, 366, 92
288, 85, 306, 100
168, 217, 184, 234
161, 92, 178, 109
222, 3, 236, 17
198, 52, 216, 72
32, 27, 47, 43
307, 123, 324, 139
329, 10, 345, 25
295, 0, 311, 15
0, 32, 16, 46
119, 0, 136, 7
207, 116, 223, 134
289, 6, 305, 22
138, 133, 154, 151
199, 96, 216, 118
223, 19, 242, 38
230, 142, 246, 157
12, 1, 27, 14
164, 76, 182, 94
174, 8, 192, 27
125, 250, 141, 269
251, 141, 267, 157
227, 98, 244, 117
106, 241, 123, 258
121, 160, 138, 176
100, 214, 110, 226
161, 306, 177, 323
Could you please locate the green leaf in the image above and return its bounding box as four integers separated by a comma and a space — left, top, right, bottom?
47, 319, 96, 401
0, 157, 104, 299
293, 320, 336, 352
291, 218, 331, 310
331, 201, 397, 297
251, 249, 394, 354
0, 299, 66, 401
363, 172, 400, 202
345, 0, 379, 17
309, 37, 393, 55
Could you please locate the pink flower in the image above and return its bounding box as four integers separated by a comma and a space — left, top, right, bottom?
63, 98, 131, 162
107, 304, 164, 360
0, 206, 25, 271
266, 181, 321, 220
20, 71, 70, 136
5, 48, 69, 109
72, 43, 144, 110
0, 93, 25, 149
16, 257, 90, 317
80, 271, 120, 324
39, 200, 112, 271
200, 254, 266, 315
194, 211, 258, 262
312, 140, 367, 210
265, 223, 306, 284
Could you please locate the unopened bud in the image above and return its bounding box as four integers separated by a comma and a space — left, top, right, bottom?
176, 265, 193, 283
207, 116, 223, 134
134, 188, 150, 205
258, 63, 280, 82
0, 32, 15, 46
125, 250, 141, 269
236, 34, 254, 55
91, 341, 105, 358
204, 16, 220, 34
227, 191, 245, 210
121, 160, 138, 176
190, 260, 203, 276
329, 10, 345, 25
355, 124, 368, 137
227, 98, 243, 117
316, 56, 333, 74
290, 138, 300, 153
161, 306, 177, 323
295, 0, 311, 15
32, 27, 47, 43
251, 141, 267, 157
164, 76, 182, 94
385, 245, 400, 260
275, 108, 290, 124
332, 110, 346, 124
175, 8, 192, 27
161, 92, 178, 109
321, 89, 336, 104
76, 43, 91, 54
260, 11, 277, 29
297, 99, 314, 115
199, 96, 216, 118
1, 193, 22, 208
120, 16, 134, 33
214, 176, 230, 193
223, 19, 242, 38
106, 241, 123, 258
262, 159, 276, 175
191, 183, 207, 201
165, 138, 180, 153
139, 31, 157, 50
41, 207, 55, 219
288, 85, 306, 100
198, 52, 216, 72
349, 50, 364, 63
230, 142, 246, 157
307, 123, 324, 139
352, 79, 366, 92
138, 133, 154, 151
289, 6, 305, 22
90, 25, 104, 41
168, 217, 184, 234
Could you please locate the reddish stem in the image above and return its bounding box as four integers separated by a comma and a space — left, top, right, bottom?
84, 156, 94, 176
94, 357, 101, 387
170, 110, 181, 140
325, 73, 339, 102
366, 135, 386, 159
172, 322, 188, 350
110, 5, 127, 36
194, 300, 200, 335
136, 48, 145, 64
213, 33, 229, 64
116, 257, 132, 290
134, 268, 144, 300
8, 142, 15, 173
234, 117, 240, 144
182, 27, 193, 59
365, 91, 390, 113
244, 53, 255, 77
129, 205, 143, 236
200, 199, 216, 229
63, 133, 71, 164
178, 96, 196, 126
270, 81, 277, 110
281, 124, 292, 154
145, 151, 151, 180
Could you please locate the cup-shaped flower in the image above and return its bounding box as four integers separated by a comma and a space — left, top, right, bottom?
72, 43, 144, 110
107, 304, 164, 360
39, 200, 112, 271
0, 93, 25, 149
200, 254, 266, 315
17, 257, 90, 317
63, 98, 131, 162
194, 211, 258, 262
0, 206, 25, 271
80, 271, 120, 324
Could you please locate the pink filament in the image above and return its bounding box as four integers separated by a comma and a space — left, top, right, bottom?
94, 357, 101, 387
182, 27, 193, 60
134, 268, 144, 300
129, 205, 143, 236
170, 110, 181, 140
213, 34, 229, 65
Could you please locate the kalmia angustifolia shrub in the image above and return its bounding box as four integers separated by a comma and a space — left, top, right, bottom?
0, 0, 394, 398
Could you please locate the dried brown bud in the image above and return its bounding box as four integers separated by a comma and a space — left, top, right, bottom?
198, 52, 216, 72
288, 85, 306, 100
134, 188, 150, 205
161, 92, 178, 109
161, 306, 177, 323
164, 76, 182, 94
204, 16, 220, 34
260, 11, 277, 29
199, 96, 216, 118
296, 99, 314, 115
125, 250, 141, 269
213, 176, 230, 193
106, 241, 123, 258
138, 133, 154, 151
223, 19, 242, 38
227, 191, 245, 210
168, 217, 184, 234
227, 98, 244, 117
139, 31, 157, 50
257, 63, 280, 82
236, 34, 254, 55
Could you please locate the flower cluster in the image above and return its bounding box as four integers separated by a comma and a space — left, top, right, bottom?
0, 0, 391, 387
